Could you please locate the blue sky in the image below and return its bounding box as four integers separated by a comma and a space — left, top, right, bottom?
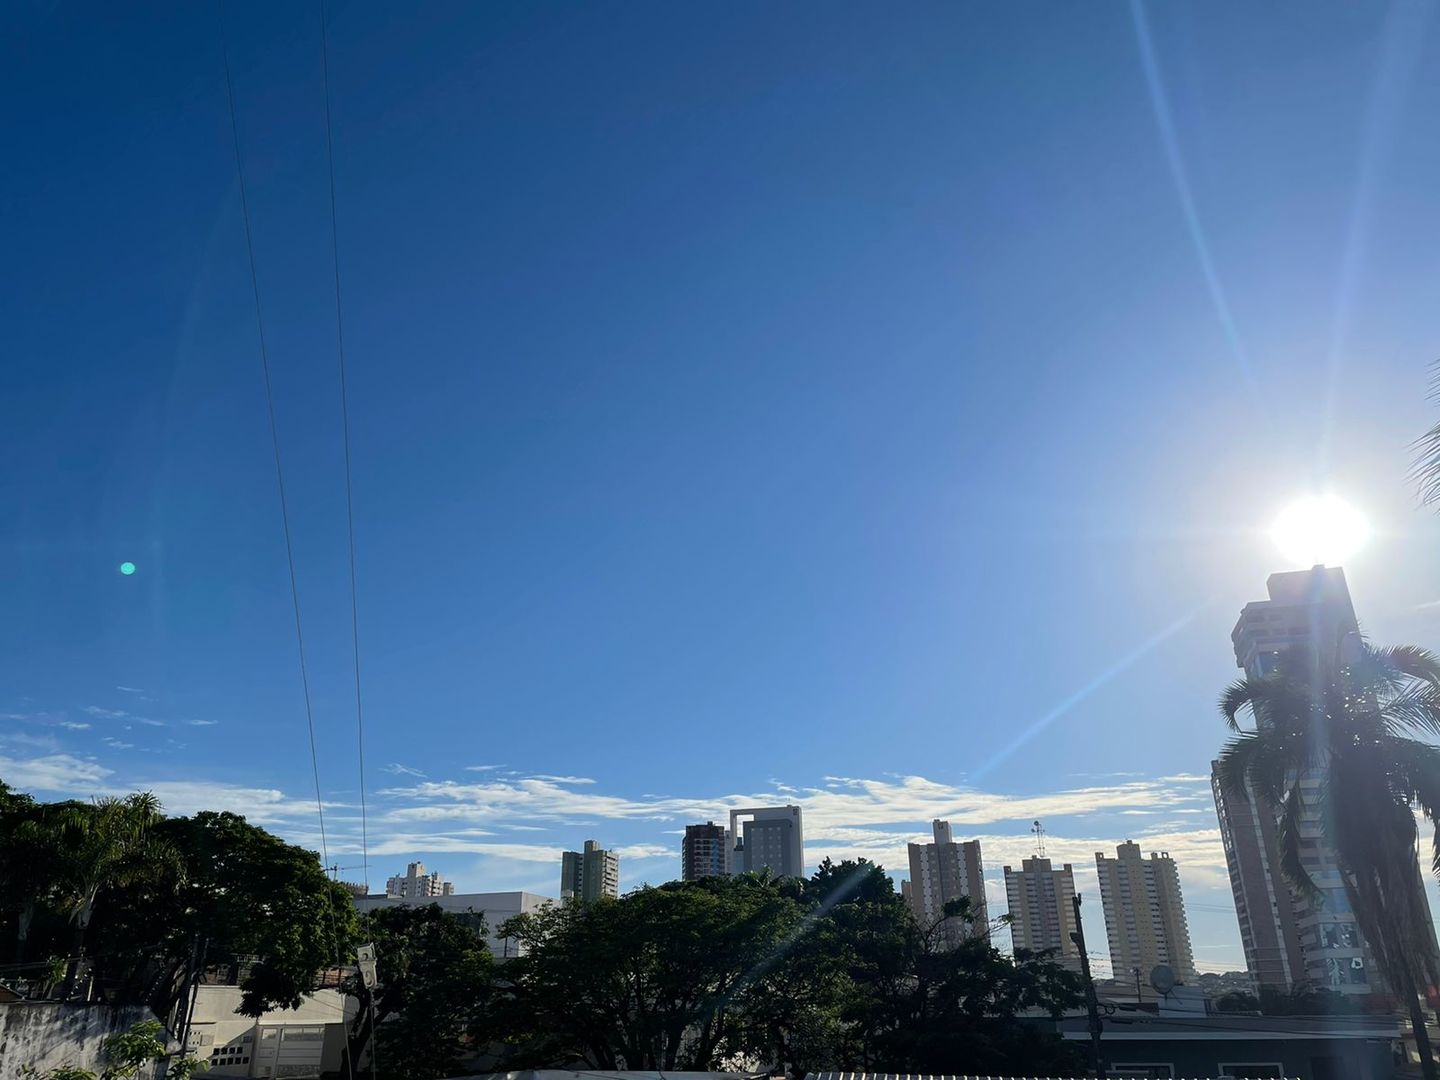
6, 0, 1440, 974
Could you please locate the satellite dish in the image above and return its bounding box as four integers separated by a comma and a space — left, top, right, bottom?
1149, 964, 1177, 996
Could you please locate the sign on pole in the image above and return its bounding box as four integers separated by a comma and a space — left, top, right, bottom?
356, 944, 377, 990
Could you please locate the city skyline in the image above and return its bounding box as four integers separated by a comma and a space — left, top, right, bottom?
9, 1, 1440, 982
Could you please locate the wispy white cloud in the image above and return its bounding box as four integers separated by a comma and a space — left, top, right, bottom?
464, 764, 505, 772
103, 737, 136, 750
83, 706, 129, 719
526, 774, 596, 785
59, 722, 92, 731
116, 686, 145, 693
0, 753, 112, 791
189, 720, 219, 727
616, 843, 674, 860
2, 732, 63, 752
383, 763, 427, 778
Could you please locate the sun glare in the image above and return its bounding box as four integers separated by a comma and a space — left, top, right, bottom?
1270, 494, 1370, 568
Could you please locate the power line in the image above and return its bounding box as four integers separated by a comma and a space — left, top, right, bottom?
216, 0, 341, 974
318, 9, 378, 1080
318, 0, 371, 903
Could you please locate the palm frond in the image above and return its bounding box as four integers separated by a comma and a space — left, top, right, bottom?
1219, 679, 1257, 731
1411, 358, 1440, 509
1215, 732, 1289, 806
1373, 644, 1440, 688
1392, 737, 1440, 878
1381, 683, 1440, 740
1277, 782, 1319, 900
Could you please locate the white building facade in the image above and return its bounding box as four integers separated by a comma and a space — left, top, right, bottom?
384, 861, 454, 899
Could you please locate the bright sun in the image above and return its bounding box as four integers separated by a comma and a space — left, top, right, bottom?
1270, 494, 1371, 568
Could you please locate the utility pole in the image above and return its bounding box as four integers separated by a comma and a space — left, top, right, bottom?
1069, 894, 1103, 1078
175, 936, 208, 1065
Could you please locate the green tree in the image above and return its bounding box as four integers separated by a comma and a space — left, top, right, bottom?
0, 786, 359, 1018
157, 811, 360, 1017
344, 904, 496, 1080
802, 867, 1083, 1076
1212, 989, 1260, 1013
491, 863, 1083, 1078
0, 782, 63, 968
495, 877, 805, 1071
52, 793, 181, 998
99, 1019, 169, 1080
1216, 636, 1440, 1079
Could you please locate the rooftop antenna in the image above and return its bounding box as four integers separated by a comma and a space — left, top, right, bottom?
1032, 819, 1046, 857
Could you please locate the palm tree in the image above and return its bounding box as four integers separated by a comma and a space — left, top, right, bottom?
1413, 362, 1440, 510
55, 792, 180, 999
0, 784, 63, 969
1216, 636, 1440, 1079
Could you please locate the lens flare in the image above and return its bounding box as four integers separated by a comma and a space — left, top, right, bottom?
119, 561, 137, 576
1270, 495, 1370, 568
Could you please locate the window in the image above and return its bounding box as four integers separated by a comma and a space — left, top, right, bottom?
1218, 1063, 1284, 1077
1109, 1064, 1174, 1078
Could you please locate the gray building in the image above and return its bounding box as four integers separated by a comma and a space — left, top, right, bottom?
561, 839, 620, 901
1003, 856, 1080, 971
729, 805, 804, 877
1051, 1011, 1403, 1080
1212, 566, 1436, 995
682, 821, 730, 880
903, 819, 987, 946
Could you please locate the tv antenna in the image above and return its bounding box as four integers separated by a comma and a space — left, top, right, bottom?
1032, 819, 1046, 857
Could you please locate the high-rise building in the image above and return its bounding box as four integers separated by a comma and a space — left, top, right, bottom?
729, 805, 804, 877
682, 821, 730, 880
1095, 841, 1196, 990
560, 839, 620, 901
385, 861, 455, 899
1003, 856, 1080, 971
903, 820, 988, 946
1212, 566, 1436, 994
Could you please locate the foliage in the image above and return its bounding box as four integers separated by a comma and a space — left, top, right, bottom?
495, 862, 1083, 1077
344, 904, 496, 1080
0, 783, 358, 1018
1212, 990, 1260, 1013
17, 1018, 204, 1080
158, 811, 360, 1016
100, 1020, 168, 1080
19, 1066, 97, 1080
1217, 632, 1440, 1073
0, 785, 64, 967
1257, 981, 1364, 1016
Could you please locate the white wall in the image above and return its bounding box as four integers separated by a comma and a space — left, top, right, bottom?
185, 987, 354, 1079
0, 1002, 155, 1080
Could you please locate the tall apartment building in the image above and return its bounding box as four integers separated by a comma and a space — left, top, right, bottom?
730, 805, 804, 877
1212, 566, 1436, 994
560, 839, 620, 901
1003, 856, 1080, 971
683, 821, 730, 880
384, 861, 454, 899
902, 820, 987, 946
1095, 841, 1196, 989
